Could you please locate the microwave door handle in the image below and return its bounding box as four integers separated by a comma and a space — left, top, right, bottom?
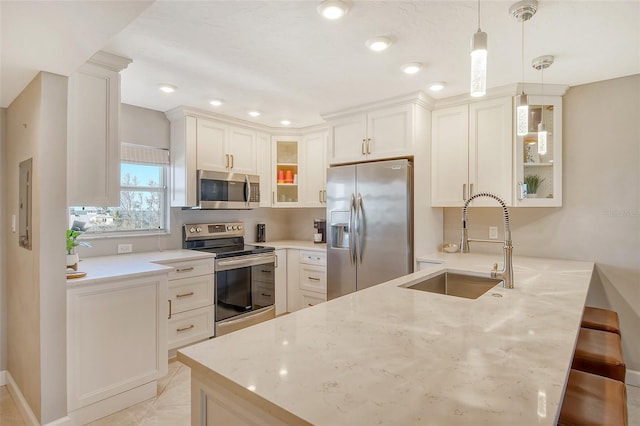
245, 175, 250, 206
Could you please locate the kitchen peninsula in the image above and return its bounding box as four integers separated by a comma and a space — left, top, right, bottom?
178, 253, 594, 425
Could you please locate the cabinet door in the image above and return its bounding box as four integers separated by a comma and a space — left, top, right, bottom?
514, 96, 562, 207
469, 97, 513, 206
67, 62, 121, 206
272, 137, 301, 207
286, 249, 301, 312
196, 118, 228, 171
228, 127, 257, 174
366, 104, 413, 161
302, 132, 327, 207
256, 132, 272, 207
274, 249, 287, 315
328, 114, 367, 165
431, 105, 469, 207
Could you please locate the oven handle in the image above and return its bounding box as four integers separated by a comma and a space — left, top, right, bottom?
217, 305, 275, 327
215, 252, 275, 271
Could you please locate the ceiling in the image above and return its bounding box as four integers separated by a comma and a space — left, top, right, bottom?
2, 1, 639, 128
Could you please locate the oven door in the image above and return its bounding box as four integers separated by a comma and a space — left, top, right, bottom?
197, 169, 260, 209
214, 252, 275, 336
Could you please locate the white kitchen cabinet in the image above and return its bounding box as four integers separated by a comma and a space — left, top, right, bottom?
328, 103, 414, 165
67, 51, 131, 207
286, 249, 301, 311
274, 249, 288, 315
272, 136, 301, 206
159, 258, 215, 352
431, 97, 513, 207
302, 131, 327, 207
256, 132, 272, 207
67, 273, 167, 424
289, 250, 327, 311
513, 96, 563, 207
196, 118, 257, 174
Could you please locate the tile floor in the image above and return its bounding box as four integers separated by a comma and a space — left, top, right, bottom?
1, 363, 640, 425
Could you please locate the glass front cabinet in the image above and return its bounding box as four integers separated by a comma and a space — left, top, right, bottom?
514, 95, 562, 207
272, 136, 300, 206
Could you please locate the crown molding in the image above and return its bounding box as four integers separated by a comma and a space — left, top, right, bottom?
433, 83, 569, 109
321, 91, 435, 121
87, 50, 132, 73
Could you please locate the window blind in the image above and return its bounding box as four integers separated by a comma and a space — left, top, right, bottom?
120, 143, 169, 165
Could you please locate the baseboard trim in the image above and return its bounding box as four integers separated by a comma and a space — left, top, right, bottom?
627, 369, 640, 387
0, 369, 6, 386
6, 371, 39, 426
43, 416, 73, 426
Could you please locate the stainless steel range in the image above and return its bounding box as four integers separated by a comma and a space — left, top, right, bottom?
183, 222, 276, 336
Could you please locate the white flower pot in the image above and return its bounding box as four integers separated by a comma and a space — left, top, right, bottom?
526, 193, 538, 198
67, 253, 79, 271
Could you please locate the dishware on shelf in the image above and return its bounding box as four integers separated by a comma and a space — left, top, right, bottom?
443, 243, 459, 253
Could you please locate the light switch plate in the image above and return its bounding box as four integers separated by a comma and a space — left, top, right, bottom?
489, 226, 498, 240
118, 244, 133, 254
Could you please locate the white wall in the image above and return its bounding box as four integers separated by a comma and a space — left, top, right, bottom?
443, 74, 640, 372
120, 103, 170, 149
5, 72, 68, 423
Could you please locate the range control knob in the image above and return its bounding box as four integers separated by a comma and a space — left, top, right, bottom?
226, 225, 232, 231
232, 225, 238, 230
238, 225, 243, 230
189, 227, 196, 233
195, 227, 202, 233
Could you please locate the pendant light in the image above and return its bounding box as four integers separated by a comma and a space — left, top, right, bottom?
532, 55, 554, 155
510, 0, 537, 136
470, 0, 487, 97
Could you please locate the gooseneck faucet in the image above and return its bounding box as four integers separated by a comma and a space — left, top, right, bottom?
461, 192, 514, 289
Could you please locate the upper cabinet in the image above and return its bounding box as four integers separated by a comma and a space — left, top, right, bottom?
326, 98, 427, 165
67, 51, 131, 207
302, 131, 327, 207
166, 108, 259, 207
513, 96, 563, 207
431, 97, 513, 207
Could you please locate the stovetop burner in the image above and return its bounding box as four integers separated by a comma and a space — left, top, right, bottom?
183, 222, 274, 258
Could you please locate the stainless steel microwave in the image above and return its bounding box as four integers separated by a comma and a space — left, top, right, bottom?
196, 170, 260, 209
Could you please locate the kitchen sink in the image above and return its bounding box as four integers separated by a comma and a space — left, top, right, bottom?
403, 272, 502, 299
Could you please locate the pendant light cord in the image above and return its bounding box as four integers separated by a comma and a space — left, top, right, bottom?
540, 67, 545, 125
521, 20, 525, 95
477, 0, 481, 31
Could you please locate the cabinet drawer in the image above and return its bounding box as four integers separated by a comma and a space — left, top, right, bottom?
299, 264, 327, 293
299, 251, 326, 266
168, 305, 214, 350
164, 258, 214, 280
301, 291, 326, 309
168, 275, 214, 314
253, 264, 274, 283
253, 282, 275, 308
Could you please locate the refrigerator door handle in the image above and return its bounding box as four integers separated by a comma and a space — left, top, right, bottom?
348, 193, 356, 265
355, 193, 364, 264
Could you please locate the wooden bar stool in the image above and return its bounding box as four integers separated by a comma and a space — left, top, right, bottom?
558, 369, 627, 426
572, 327, 626, 382
582, 306, 621, 335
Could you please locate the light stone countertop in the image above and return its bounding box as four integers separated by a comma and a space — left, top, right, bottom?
66, 249, 215, 287
178, 252, 594, 425
263, 240, 327, 251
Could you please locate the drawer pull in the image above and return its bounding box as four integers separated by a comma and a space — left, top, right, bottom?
308, 277, 321, 281
260, 269, 271, 273
308, 303, 315, 307
176, 324, 195, 333
168, 300, 172, 319
176, 291, 194, 298
261, 293, 272, 297
175, 266, 194, 273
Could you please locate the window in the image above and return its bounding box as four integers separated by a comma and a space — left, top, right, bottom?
69, 144, 170, 236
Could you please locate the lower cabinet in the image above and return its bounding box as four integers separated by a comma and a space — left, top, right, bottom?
67, 273, 168, 424
159, 258, 215, 353
274, 249, 288, 315
287, 250, 327, 312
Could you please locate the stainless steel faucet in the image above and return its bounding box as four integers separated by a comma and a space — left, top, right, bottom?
460, 192, 514, 289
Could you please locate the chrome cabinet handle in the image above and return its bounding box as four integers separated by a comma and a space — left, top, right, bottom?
176, 324, 195, 333
175, 266, 194, 273
230, 154, 234, 169
225, 153, 230, 169
361, 139, 366, 155
308, 276, 320, 281
323, 189, 327, 203
463, 184, 467, 201
366, 138, 372, 154
176, 291, 194, 298
470, 183, 474, 197
275, 253, 278, 268
168, 300, 172, 319
261, 293, 272, 297
319, 189, 322, 203
272, 191, 275, 204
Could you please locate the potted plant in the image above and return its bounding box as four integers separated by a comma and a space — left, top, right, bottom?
524, 174, 545, 198
66, 229, 91, 270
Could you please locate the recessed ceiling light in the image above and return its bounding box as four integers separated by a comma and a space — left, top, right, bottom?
280, 120, 291, 126
401, 63, 423, 74
158, 84, 177, 93
209, 99, 223, 106
317, 0, 349, 20
429, 82, 445, 92
248, 111, 261, 117
366, 36, 393, 52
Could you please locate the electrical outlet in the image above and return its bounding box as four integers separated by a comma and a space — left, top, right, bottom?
117, 244, 133, 254
489, 226, 498, 240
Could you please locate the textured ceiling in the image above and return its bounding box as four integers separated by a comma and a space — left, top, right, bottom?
3, 1, 639, 128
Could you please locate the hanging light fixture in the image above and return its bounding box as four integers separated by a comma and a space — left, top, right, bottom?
470, 0, 487, 97
510, 0, 537, 136
532, 55, 554, 155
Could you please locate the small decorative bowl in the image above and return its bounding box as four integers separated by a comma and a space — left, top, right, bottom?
443, 243, 459, 253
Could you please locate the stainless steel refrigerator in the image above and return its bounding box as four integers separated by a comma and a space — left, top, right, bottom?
327, 159, 413, 299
